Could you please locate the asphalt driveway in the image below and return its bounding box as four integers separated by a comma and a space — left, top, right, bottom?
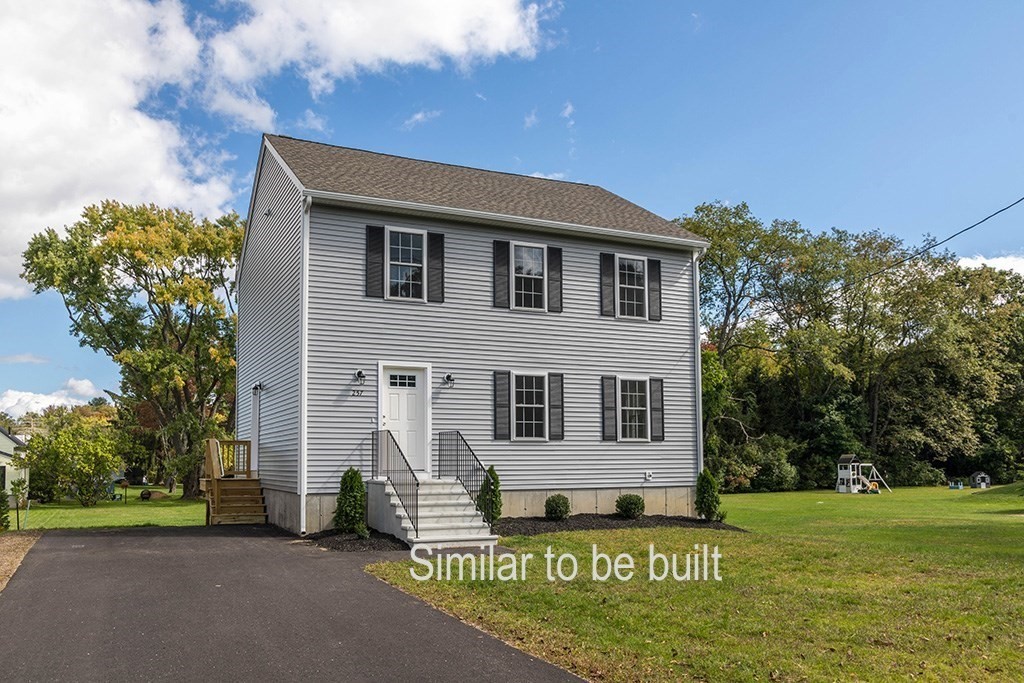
0, 526, 575, 682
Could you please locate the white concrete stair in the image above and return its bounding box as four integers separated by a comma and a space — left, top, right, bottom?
367, 477, 498, 550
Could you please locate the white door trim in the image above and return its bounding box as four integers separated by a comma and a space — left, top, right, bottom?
377, 360, 432, 475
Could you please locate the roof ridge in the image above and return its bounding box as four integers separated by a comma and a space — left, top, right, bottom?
265, 133, 602, 189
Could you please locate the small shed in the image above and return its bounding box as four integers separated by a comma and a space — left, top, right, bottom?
969, 471, 991, 489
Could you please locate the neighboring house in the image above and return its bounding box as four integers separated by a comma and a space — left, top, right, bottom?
236, 134, 708, 546
0, 426, 29, 507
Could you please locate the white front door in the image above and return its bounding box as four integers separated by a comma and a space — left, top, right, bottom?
380, 366, 429, 472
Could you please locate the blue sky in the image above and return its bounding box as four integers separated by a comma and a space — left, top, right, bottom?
1, 0, 1022, 415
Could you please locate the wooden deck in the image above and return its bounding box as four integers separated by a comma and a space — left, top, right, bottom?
201, 439, 267, 525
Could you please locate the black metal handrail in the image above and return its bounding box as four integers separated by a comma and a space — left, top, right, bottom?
371, 430, 419, 536
438, 431, 496, 529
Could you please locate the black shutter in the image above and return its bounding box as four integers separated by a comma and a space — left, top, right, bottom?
427, 232, 445, 303
650, 378, 665, 441
549, 373, 564, 440
365, 225, 385, 298
494, 371, 511, 440
600, 252, 616, 316
648, 259, 662, 321
601, 376, 617, 441
493, 241, 510, 308
547, 246, 563, 313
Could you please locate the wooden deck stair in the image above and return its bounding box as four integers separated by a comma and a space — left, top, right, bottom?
203, 439, 267, 526
210, 478, 268, 525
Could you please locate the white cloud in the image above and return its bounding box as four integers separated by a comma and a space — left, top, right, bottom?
0, 377, 104, 418
529, 171, 565, 180
0, 354, 47, 365
295, 109, 329, 132
0, 0, 235, 299
560, 101, 574, 119
524, 108, 539, 128
475, 92, 488, 101
959, 254, 1024, 275
401, 109, 442, 130
205, 0, 545, 128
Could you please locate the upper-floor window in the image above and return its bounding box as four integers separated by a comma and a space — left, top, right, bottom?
617, 256, 647, 319
387, 227, 425, 300
512, 242, 546, 310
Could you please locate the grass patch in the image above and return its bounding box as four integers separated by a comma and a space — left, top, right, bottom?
369, 485, 1024, 681
16, 486, 205, 530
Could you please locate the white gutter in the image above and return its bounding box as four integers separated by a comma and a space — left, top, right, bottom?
302, 188, 710, 251
298, 194, 312, 534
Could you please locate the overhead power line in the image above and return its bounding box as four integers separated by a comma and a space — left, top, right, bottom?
738, 191, 1024, 326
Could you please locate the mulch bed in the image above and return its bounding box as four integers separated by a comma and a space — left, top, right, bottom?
494, 513, 745, 537
304, 528, 408, 552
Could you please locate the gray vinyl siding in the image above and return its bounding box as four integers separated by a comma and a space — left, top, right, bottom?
305, 205, 699, 495
236, 150, 303, 492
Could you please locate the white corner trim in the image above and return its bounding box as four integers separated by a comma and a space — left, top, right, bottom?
298, 194, 312, 534
693, 251, 704, 475
302, 188, 710, 251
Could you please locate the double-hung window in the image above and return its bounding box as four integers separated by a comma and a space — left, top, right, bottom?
618, 377, 649, 440
512, 242, 546, 310
616, 255, 647, 318
387, 227, 425, 300
513, 373, 547, 439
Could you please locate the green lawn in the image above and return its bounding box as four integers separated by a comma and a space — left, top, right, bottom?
369, 484, 1024, 681
16, 486, 205, 530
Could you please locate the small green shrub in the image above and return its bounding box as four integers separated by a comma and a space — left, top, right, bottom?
696, 468, 723, 521
0, 490, 9, 531
544, 494, 570, 521
615, 493, 645, 519
332, 467, 368, 538
478, 465, 502, 523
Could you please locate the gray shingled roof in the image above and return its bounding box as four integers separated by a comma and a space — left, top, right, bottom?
265, 135, 706, 244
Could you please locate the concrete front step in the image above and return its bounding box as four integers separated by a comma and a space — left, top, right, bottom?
368, 477, 495, 549
409, 535, 499, 551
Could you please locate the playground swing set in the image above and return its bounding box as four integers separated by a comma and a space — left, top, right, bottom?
835, 454, 891, 494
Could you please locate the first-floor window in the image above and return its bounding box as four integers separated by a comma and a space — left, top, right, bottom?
619, 378, 649, 440
514, 374, 547, 439
387, 228, 425, 299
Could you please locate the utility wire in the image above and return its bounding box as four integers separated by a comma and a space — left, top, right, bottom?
736, 192, 1024, 326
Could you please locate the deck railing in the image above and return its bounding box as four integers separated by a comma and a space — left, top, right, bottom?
371, 430, 419, 536
218, 440, 252, 478
438, 430, 497, 529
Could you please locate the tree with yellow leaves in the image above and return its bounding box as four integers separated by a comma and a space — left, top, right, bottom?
22, 201, 244, 498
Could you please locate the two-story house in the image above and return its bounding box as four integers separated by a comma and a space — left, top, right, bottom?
235, 134, 708, 547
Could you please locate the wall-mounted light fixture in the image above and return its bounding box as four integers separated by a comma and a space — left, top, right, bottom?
354, 370, 366, 385
251, 382, 264, 395
443, 373, 456, 388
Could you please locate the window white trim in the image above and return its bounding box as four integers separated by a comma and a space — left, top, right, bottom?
510, 241, 548, 312
384, 225, 428, 303
616, 374, 651, 442
614, 254, 649, 320
510, 370, 549, 441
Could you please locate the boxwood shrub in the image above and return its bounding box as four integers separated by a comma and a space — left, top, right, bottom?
615, 493, 645, 519
544, 494, 571, 521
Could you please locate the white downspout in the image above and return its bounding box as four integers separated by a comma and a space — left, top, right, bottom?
298, 194, 312, 534
692, 247, 705, 476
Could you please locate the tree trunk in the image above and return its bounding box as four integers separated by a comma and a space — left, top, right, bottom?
180, 463, 202, 499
